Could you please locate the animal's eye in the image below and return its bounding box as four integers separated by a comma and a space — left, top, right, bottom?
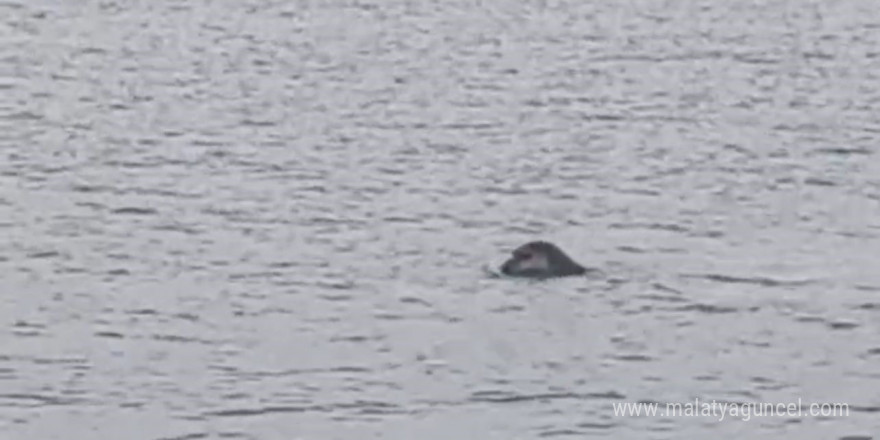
519, 253, 532, 260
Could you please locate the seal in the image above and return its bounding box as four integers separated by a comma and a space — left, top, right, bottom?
500, 241, 587, 278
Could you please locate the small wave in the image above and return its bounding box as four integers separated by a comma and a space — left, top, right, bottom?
682, 273, 814, 288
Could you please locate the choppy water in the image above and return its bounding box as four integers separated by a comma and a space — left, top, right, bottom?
2, 1, 880, 439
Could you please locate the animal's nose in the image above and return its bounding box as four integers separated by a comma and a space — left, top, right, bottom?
500, 260, 513, 274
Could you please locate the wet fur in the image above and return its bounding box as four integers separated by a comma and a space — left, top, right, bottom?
500, 241, 587, 279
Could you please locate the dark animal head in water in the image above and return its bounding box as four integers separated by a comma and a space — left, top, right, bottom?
500, 241, 587, 278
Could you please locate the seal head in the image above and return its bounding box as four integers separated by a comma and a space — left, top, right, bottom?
500, 241, 587, 278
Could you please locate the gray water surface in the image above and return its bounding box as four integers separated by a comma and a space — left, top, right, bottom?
2, 1, 880, 439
